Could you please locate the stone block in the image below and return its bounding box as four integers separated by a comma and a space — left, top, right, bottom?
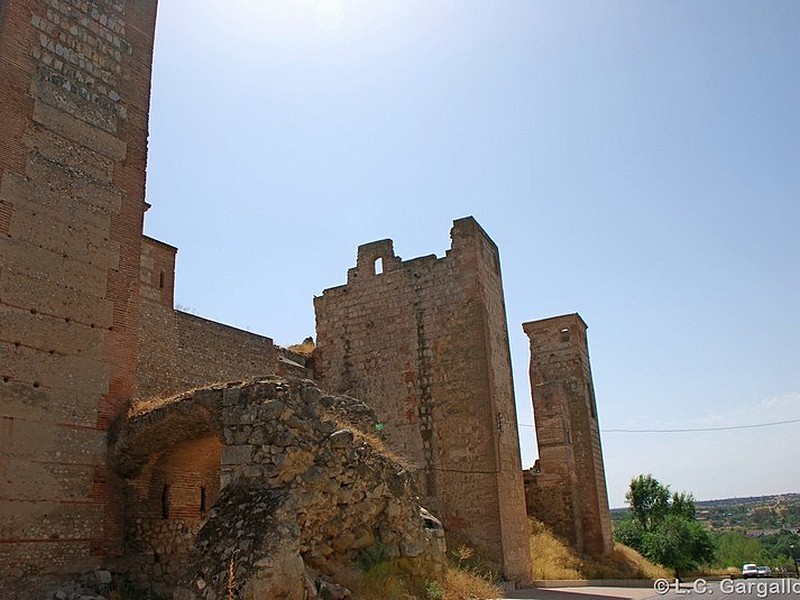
221, 445, 253, 466
32, 99, 126, 160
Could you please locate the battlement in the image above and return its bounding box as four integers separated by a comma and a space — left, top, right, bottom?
314, 217, 531, 582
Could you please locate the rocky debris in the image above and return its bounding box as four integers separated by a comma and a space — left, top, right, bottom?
128, 377, 448, 599
46, 571, 115, 600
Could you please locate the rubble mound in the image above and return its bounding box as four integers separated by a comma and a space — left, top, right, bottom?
115, 377, 445, 599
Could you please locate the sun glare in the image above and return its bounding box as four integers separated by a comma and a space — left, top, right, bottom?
316, 0, 345, 33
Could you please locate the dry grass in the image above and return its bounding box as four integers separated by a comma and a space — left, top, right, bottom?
287, 338, 315, 355
441, 567, 503, 599
352, 562, 502, 600
332, 420, 418, 471
583, 543, 671, 580
529, 518, 670, 581
127, 379, 235, 417
529, 518, 583, 580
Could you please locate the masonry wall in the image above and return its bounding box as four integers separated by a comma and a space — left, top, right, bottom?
313, 217, 531, 581
135, 238, 279, 401
522, 314, 613, 556
123, 434, 223, 591
0, 0, 158, 586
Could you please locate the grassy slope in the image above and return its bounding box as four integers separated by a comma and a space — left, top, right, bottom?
529, 518, 670, 581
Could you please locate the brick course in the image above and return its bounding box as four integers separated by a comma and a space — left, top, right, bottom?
314, 217, 532, 582
522, 314, 613, 556
0, 0, 158, 582
135, 238, 279, 401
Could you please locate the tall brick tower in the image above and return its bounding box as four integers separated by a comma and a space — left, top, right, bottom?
0, 0, 159, 584
522, 314, 613, 556
314, 217, 532, 582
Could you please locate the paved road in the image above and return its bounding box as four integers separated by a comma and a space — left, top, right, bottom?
501, 579, 800, 600
500, 586, 655, 600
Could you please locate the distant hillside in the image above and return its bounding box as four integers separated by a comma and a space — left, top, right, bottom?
612, 493, 800, 532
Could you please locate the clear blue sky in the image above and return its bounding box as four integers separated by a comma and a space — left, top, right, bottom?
144, 1, 800, 507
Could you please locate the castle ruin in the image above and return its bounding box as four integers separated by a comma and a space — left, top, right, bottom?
313, 219, 531, 580
523, 315, 614, 556
1, 0, 612, 595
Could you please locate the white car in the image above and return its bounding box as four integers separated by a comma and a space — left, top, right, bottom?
742, 563, 758, 579
757, 566, 772, 578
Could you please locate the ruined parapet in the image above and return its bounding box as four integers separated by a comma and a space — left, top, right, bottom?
314, 217, 532, 582
522, 314, 613, 556
135, 236, 281, 402
112, 377, 446, 597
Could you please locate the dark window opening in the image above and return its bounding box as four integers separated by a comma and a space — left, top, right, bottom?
159, 270, 165, 289
560, 327, 570, 342
161, 484, 170, 519
200, 486, 207, 514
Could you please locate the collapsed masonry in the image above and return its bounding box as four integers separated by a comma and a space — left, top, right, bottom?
112, 377, 446, 598
0, 0, 611, 596
522, 315, 614, 556
313, 217, 532, 580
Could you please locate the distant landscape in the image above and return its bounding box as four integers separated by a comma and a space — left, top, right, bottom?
612, 493, 800, 532
612, 493, 800, 572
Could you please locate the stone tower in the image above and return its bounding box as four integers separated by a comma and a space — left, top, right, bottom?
314, 217, 532, 582
522, 314, 613, 556
0, 0, 159, 583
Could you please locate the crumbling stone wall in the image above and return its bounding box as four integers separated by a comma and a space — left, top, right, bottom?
112, 377, 446, 598
135, 236, 279, 401
0, 0, 159, 588
313, 217, 531, 582
522, 314, 613, 556
123, 434, 223, 591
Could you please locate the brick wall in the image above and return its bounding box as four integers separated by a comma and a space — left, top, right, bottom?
135, 236, 279, 401
123, 434, 223, 591
136, 301, 280, 403
313, 217, 531, 581
522, 314, 613, 556
0, 0, 158, 585
140, 235, 176, 308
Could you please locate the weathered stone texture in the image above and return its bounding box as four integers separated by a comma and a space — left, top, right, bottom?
0, 0, 159, 586
0, 0, 615, 591
314, 217, 531, 582
113, 377, 446, 597
523, 314, 613, 556
132, 236, 280, 402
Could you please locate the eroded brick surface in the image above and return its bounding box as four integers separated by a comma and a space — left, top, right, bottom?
314, 217, 532, 581
0, 0, 158, 583
523, 314, 613, 556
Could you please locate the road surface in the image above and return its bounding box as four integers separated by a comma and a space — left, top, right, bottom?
500, 578, 800, 600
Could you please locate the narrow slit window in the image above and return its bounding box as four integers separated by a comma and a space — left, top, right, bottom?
161, 484, 170, 519
560, 327, 570, 342
159, 270, 165, 289
374, 257, 383, 275
200, 486, 207, 514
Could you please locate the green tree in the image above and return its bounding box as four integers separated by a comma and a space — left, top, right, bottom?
751, 507, 777, 528
614, 515, 646, 550
626, 474, 670, 530
614, 474, 716, 577
644, 515, 715, 578
712, 531, 765, 568
671, 492, 696, 520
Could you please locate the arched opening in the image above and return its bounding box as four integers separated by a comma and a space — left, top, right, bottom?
124, 433, 224, 589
